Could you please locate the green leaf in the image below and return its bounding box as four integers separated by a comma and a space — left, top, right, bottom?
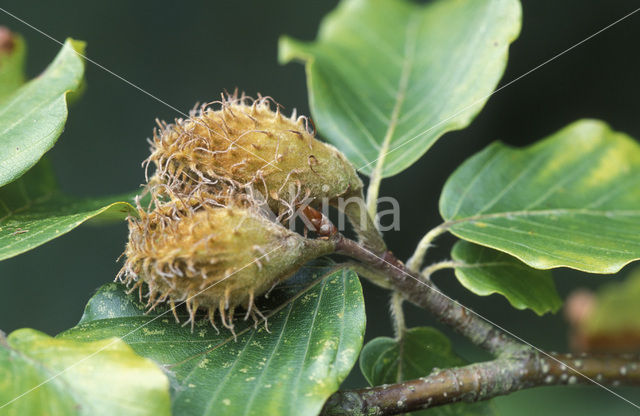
440, 119, 640, 273
584, 267, 640, 338
451, 241, 561, 315
59, 265, 366, 416
279, 0, 521, 177
0, 160, 138, 262
0, 33, 26, 102
0, 38, 85, 187
0, 328, 171, 416
359, 327, 493, 415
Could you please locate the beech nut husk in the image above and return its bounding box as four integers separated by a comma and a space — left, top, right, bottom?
118, 204, 334, 332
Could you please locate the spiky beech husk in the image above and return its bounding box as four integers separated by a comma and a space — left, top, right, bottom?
146, 93, 363, 218
118, 204, 334, 332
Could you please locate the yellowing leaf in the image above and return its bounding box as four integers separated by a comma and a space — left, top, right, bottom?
441, 120, 640, 273
0, 329, 171, 416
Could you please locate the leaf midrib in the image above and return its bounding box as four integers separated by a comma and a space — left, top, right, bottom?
239, 305, 293, 416
446, 207, 640, 227
368, 15, 419, 177
163, 266, 345, 369
0, 188, 56, 223
2, 340, 81, 412
0, 203, 124, 258
199, 329, 257, 415
288, 278, 327, 412
454, 261, 527, 270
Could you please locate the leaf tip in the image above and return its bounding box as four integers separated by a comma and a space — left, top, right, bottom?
277, 36, 310, 65
64, 37, 87, 56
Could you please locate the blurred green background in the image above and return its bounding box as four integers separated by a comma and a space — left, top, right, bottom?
1, 0, 640, 414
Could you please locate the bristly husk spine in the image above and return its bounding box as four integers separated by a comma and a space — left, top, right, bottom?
118, 203, 334, 333
145, 92, 362, 220
121, 91, 382, 334
144, 92, 385, 251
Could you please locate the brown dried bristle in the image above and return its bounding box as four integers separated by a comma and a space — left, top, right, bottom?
120, 92, 374, 334
119, 204, 334, 332
146, 93, 363, 217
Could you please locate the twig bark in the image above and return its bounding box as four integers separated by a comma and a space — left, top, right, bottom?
322, 352, 640, 415
329, 233, 640, 415
334, 234, 523, 356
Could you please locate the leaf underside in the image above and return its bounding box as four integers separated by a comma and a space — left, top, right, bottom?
0, 160, 138, 262
59, 264, 366, 416
280, 0, 521, 177
441, 119, 640, 273
451, 241, 561, 315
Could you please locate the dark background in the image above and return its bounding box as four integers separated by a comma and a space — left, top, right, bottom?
1, 1, 640, 414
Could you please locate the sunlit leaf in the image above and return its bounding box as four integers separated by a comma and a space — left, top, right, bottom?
0, 328, 171, 416
441, 119, 640, 273
279, 0, 521, 177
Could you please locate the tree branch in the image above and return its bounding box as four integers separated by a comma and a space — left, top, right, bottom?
322, 352, 640, 416
333, 233, 523, 355
328, 233, 640, 414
